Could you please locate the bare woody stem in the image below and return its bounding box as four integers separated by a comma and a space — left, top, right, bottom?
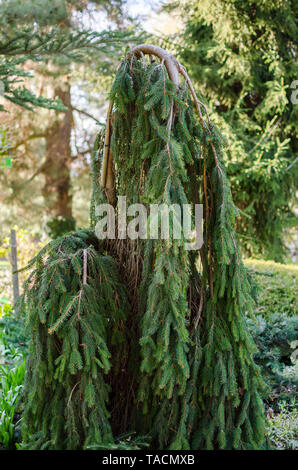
126, 44, 180, 86
100, 101, 113, 189
83, 248, 87, 285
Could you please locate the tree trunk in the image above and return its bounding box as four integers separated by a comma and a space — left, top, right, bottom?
42, 81, 73, 218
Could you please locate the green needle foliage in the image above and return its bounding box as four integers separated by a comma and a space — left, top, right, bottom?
0, 0, 140, 111
21, 49, 267, 450
20, 229, 130, 449
0, 27, 137, 111
171, 0, 298, 260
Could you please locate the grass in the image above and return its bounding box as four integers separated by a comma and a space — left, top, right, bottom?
244, 259, 298, 319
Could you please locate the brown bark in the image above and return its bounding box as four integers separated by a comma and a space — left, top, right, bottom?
42, 82, 73, 218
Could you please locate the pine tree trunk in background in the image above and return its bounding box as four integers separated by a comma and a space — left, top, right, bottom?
42, 82, 73, 219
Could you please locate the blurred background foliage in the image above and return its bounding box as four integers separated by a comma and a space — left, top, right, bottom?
0, 0, 297, 450
0, 0, 297, 259
167, 0, 298, 261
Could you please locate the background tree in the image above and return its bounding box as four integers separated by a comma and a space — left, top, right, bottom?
167, 0, 297, 261
0, 0, 136, 237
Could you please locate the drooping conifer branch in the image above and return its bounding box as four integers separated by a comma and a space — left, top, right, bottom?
101, 45, 180, 203
100, 45, 215, 210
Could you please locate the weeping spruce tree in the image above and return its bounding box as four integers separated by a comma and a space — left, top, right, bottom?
20, 45, 267, 450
